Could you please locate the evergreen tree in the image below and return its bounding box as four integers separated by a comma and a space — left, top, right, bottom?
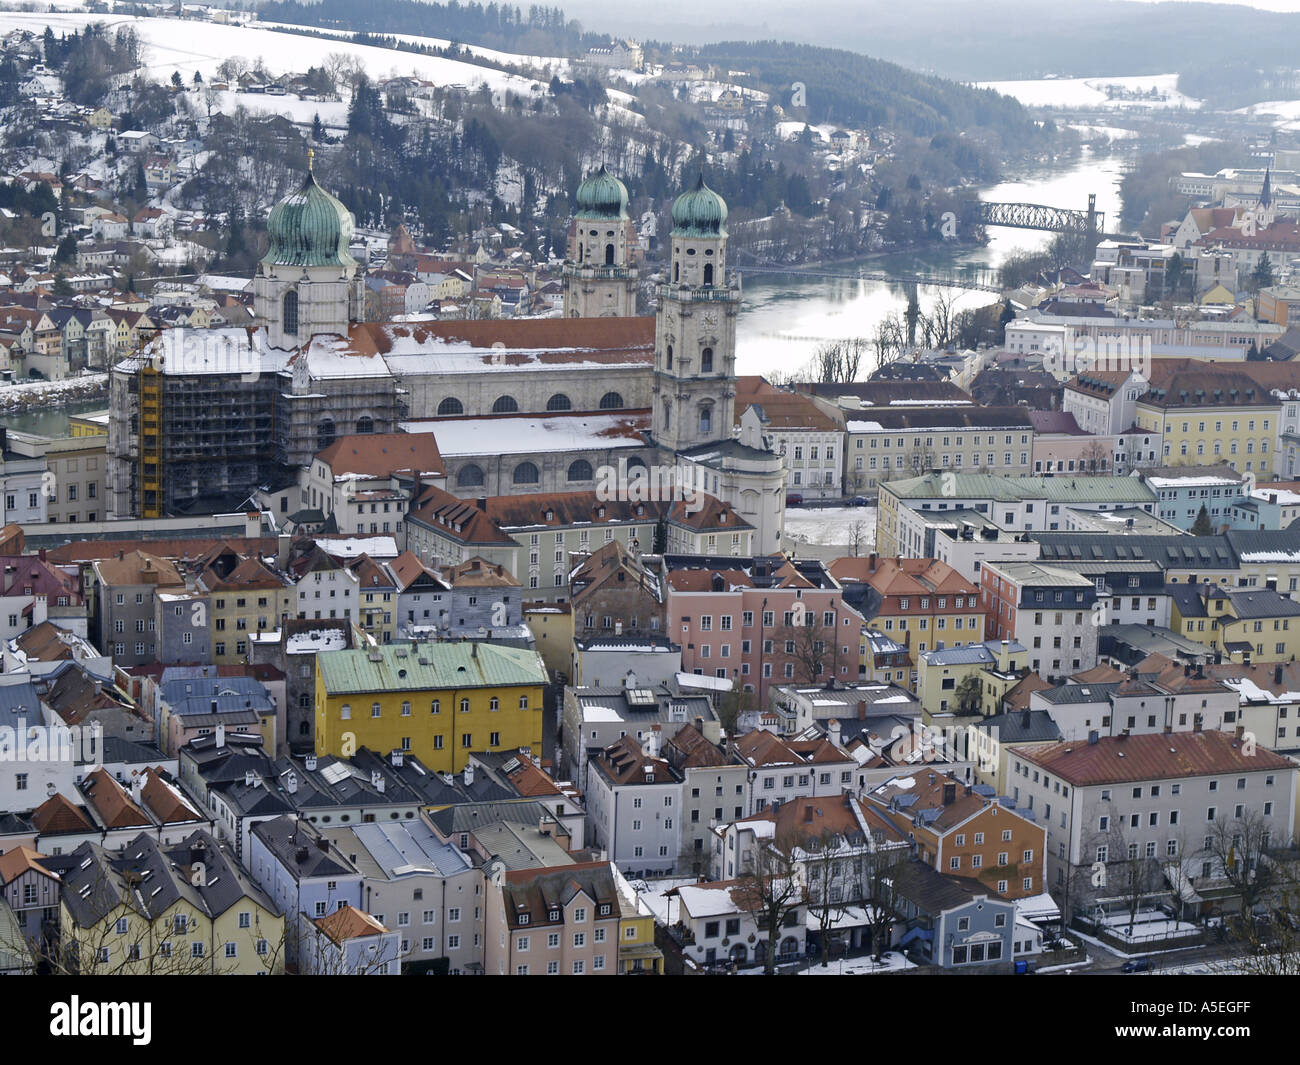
311, 112, 324, 142
1191, 505, 1213, 536
54, 230, 78, 264
1251, 252, 1275, 295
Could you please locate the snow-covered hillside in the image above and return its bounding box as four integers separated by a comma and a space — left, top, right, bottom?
0, 7, 553, 96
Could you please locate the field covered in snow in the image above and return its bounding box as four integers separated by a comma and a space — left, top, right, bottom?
976, 73, 1200, 111
784, 505, 876, 551
0, 7, 551, 95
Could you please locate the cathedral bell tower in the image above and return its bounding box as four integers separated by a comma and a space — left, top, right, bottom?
252, 153, 364, 347
562, 165, 638, 317
653, 174, 738, 453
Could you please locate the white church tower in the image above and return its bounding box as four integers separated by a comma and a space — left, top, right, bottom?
562, 165, 638, 318
653, 174, 738, 452
252, 153, 364, 348
652, 174, 786, 554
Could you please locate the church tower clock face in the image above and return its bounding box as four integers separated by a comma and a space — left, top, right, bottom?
702, 310, 718, 328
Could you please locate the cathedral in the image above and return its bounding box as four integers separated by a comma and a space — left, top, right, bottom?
107, 162, 785, 551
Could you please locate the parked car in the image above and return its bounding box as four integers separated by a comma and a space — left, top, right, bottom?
1121, 957, 1151, 973
786, 493, 804, 506
850, 496, 869, 507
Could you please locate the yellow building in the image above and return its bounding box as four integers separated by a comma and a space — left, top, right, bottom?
315, 642, 547, 772
613, 865, 663, 975
1135, 378, 1277, 479
523, 602, 575, 681
68, 411, 110, 437
915, 638, 1028, 721
196, 544, 295, 664
58, 832, 285, 975
1171, 585, 1300, 661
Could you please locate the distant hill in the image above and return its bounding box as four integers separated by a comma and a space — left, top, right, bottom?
694, 40, 1047, 149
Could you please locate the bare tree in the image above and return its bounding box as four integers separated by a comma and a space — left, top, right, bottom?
732, 829, 807, 975
1206, 809, 1276, 914
803, 828, 852, 967
864, 846, 908, 961
812, 337, 869, 383
873, 312, 906, 369
773, 607, 843, 686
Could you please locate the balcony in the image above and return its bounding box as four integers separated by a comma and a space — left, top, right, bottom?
568, 263, 637, 280
657, 281, 740, 303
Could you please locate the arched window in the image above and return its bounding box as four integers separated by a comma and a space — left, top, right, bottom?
546, 393, 572, 412
704, 263, 714, 286
567, 459, 593, 482
673, 260, 679, 283
665, 344, 673, 369
599, 391, 624, 410
577, 242, 583, 263
316, 418, 335, 452
664, 403, 671, 430
699, 405, 713, 434
355, 415, 374, 434
457, 464, 484, 488
605, 243, 615, 265
437, 397, 464, 416
283, 289, 298, 335
628, 456, 648, 473
513, 461, 539, 485
701, 347, 714, 373
493, 395, 519, 414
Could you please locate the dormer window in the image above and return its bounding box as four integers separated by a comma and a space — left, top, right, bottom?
518, 913, 530, 925
599, 904, 611, 916
549, 908, 560, 921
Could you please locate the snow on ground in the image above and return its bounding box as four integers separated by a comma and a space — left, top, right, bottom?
976, 73, 1200, 111
794, 951, 915, 975
775, 121, 839, 141
784, 505, 876, 550
0, 10, 549, 94
0, 373, 108, 408
203, 89, 350, 128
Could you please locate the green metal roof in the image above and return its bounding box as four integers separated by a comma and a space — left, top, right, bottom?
885, 472, 1157, 504
318, 642, 546, 695
574, 164, 629, 221
261, 171, 356, 269
671, 174, 727, 238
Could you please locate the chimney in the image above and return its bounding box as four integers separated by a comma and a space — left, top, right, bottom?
1235, 724, 1245, 741
827, 718, 841, 748
295, 846, 309, 863
276, 532, 291, 570
316, 836, 330, 853
1020, 709, 1031, 729
305, 754, 317, 772
189, 841, 205, 867
463, 763, 475, 788
130, 771, 143, 802
857, 699, 867, 719
285, 771, 298, 794
476, 496, 487, 511
868, 553, 877, 573
645, 725, 663, 759
391, 749, 404, 768
942, 781, 957, 805
244, 770, 256, 787
215, 722, 225, 748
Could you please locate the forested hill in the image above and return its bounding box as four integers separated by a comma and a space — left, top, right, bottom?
694, 41, 1050, 151
257, 0, 601, 54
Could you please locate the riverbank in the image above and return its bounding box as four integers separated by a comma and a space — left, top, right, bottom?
0, 374, 110, 417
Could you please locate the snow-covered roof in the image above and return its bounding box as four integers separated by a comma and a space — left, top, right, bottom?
402, 411, 648, 455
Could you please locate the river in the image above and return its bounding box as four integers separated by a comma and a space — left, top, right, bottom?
2, 397, 109, 437
734, 148, 1128, 378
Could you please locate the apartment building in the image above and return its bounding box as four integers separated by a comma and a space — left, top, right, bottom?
314, 641, 547, 773
845, 407, 1035, 497
867, 770, 1045, 898
981, 561, 1100, 682
1012, 730, 1296, 912
663, 553, 863, 701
